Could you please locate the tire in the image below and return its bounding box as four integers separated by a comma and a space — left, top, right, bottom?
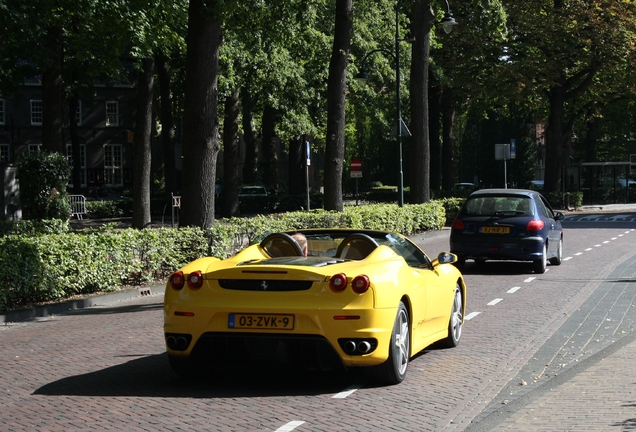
373, 302, 410, 385
533, 243, 547, 274
439, 284, 463, 348
169, 355, 194, 378
549, 238, 563, 266
453, 255, 466, 272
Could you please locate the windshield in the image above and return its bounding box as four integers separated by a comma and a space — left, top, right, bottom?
463, 196, 534, 217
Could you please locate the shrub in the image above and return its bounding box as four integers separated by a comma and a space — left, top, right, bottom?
17, 151, 71, 220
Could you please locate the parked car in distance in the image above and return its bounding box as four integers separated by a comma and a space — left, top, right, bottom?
449, 188, 564, 274
238, 185, 268, 197
85, 187, 131, 201
617, 178, 636, 188
453, 183, 478, 193
164, 229, 466, 385
525, 180, 544, 190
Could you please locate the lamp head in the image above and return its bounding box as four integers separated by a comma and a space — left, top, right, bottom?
440, 12, 457, 34
355, 67, 370, 82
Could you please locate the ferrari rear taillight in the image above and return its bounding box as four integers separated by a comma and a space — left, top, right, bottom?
170, 271, 185, 290
351, 275, 370, 294
329, 273, 348, 292
187, 270, 204, 289
452, 219, 465, 230
526, 219, 545, 231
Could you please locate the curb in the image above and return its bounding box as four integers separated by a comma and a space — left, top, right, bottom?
0, 284, 166, 324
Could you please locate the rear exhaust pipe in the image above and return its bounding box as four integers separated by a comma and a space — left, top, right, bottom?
357, 341, 372, 353
343, 340, 357, 354
166, 335, 177, 349
176, 336, 188, 349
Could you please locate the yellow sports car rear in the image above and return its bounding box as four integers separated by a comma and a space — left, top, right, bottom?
164, 229, 466, 385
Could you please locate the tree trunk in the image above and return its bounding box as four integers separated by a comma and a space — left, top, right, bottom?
324, 0, 353, 211
429, 77, 441, 191
42, 25, 65, 154
409, 0, 434, 203
179, 0, 222, 229
441, 86, 455, 190
261, 104, 278, 190
288, 136, 304, 195
132, 58, 154, 229
544, 84, 566, 193
156, 52, 177, 199
67, 93, 82, 194
221, 88, 240, 217
241, 86, 258, 185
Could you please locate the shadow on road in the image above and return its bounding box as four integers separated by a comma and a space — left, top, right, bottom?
33, 353, 359, 398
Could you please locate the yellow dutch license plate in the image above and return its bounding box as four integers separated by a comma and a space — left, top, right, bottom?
481, 226, 510, 234
228, 313, 294, 330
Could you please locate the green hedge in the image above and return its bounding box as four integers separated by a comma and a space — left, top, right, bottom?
0, 202, 446, 312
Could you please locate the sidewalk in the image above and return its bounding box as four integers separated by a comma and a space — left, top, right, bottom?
484, 330, 636, 431
0, 284, 166, 325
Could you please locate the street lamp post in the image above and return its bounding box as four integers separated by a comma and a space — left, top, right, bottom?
356, 0, 456, 207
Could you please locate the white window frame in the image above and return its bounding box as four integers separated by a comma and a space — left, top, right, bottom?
28, 143, 41, 154
105, 101, 119, 126
31, 100, 43, 125
104, 143, 123, 186
76, 101, 82, 126
0, 99, 5, 125
66, 144, 87, 187
0, 144, 9, 163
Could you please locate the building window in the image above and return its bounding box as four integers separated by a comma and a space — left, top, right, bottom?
31, 100, 43, 125
28, 143, 41, 154
0, 99, 5, 125
106, 101, 119, 126
76, 101, 82, 126
104, 144, 122, 186
0, 144, 9, 162
66, 144, 86, 187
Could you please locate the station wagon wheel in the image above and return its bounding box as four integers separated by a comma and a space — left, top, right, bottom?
549, 238, 563, 266
373, 301, 410, 385
439, 284, 463, 348
533, 243, 547, 274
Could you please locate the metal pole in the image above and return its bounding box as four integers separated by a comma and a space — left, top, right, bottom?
396, 2, 404, 207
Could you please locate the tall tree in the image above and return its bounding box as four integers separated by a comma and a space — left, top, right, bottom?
179, 0, 222, 229
409, 0, 435, 203
132, 58, 154, 229
324, 0, 353, 211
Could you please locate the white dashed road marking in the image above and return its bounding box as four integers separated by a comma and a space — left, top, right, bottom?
507, 286, 521, 293
276, 421, 305, 431
488, 298, 503, 306
332, 384, 362, 399
524, 277, 536, 283
465, 312, 481, 321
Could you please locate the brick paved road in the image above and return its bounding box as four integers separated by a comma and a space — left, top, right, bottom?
0, 219, 634, 431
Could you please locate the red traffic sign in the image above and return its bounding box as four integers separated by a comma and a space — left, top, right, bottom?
350, 158, 362, 171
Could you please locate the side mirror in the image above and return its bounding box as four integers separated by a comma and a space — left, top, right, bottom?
554, 211, 565, 221
437, 252, 457, 264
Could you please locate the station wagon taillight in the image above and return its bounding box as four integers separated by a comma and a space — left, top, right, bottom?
526, 219, 545, 231
170, 271, 185, 290
329, 273, 348, 292
452, 219, 465, 230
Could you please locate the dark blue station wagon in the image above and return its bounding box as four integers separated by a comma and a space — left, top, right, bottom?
449, 189, 564, 274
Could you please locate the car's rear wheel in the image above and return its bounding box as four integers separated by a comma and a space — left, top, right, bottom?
549, 238, 563, 266
533, 243, 547, 274
439, 284, 463, 348
453, 255, 466, 272
169, 355, 194, 378
373, 302, 410, 385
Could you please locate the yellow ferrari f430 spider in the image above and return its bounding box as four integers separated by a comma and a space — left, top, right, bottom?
164, 229, 467, 385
